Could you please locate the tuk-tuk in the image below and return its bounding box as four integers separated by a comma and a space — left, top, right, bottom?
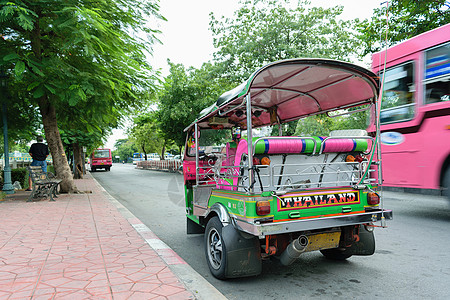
183, 58, 392, 279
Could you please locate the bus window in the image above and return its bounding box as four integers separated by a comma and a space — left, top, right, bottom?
380, 62, 415, 124
424, 42, 450, 104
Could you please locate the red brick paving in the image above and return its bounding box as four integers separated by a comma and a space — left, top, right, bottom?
0, 177, 195, 299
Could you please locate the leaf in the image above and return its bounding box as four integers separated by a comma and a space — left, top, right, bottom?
15, 61, 26, 77
69, 97, 79, 106
27, 81, 40, 91
31, 66, 45, 76
44, 84, 56, 94
33, 85, 44, 98
108, 79, 115, 90
77, 88, 86, 101
3, 53, 19, 61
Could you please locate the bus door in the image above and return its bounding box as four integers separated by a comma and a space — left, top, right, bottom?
379, 61, 423, 187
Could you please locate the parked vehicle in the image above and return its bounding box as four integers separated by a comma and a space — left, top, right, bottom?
90, 148, 112, 172
183, 58, 392, 279
132, 153, 144, 165
132, 152, 160, 164
371, 24, 450, 199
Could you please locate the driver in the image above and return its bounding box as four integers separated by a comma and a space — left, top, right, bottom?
232, 127, 241, 144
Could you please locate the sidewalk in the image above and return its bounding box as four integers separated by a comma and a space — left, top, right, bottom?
0, 174, 226, 299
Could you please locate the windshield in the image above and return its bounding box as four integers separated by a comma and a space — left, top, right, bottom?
187, 129, 230, 157
94, 150, 110, 158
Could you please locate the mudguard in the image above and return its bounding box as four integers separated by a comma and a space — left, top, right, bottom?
187, 217, 205, 234
346, 225, 375, 256
222, 224, 262, 278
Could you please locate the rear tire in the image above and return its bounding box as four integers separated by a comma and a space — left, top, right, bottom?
320, 248, 353, 260
443, 167, 450, 201
204, 217, 227, 279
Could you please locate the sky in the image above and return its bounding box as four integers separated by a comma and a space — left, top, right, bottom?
105, 0, 382, 150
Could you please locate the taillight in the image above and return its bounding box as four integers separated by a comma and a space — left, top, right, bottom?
367, 192, 380, 205
256, 200, 271, 215
261, 157, 271, 166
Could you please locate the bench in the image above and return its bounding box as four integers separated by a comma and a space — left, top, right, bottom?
27, 166, 62, 202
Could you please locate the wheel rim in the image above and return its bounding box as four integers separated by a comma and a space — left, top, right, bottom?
207, 227, 223, 270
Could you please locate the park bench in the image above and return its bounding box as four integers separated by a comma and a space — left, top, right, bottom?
27, 166, 62, 202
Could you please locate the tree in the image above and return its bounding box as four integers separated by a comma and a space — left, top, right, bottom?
1, 0, 163, 192
113, 138, 138, 163
128, 112, 165, 160
0, 94, 39, 154
60, 129, 105, 179
357, 0, 450, 56
155, 61, 232, 154
210, 0, 362, 82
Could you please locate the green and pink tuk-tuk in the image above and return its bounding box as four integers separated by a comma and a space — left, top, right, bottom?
183, 58, 392, 279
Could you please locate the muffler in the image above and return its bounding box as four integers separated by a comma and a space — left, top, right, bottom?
280, 235, 309, 266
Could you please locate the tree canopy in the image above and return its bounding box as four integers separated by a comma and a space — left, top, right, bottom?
155, 61, 233, 153
1, 0, 163, 191
210, 0, 362, 82
357, 0, 450, 56
128, 112, 165, 159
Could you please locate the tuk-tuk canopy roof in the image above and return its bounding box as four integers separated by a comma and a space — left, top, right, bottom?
185, 58, 379, 131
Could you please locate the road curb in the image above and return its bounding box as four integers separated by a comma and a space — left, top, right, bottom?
91, 175, 227, 300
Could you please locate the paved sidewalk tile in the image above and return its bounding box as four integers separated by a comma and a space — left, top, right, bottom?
0, 177, 195, 299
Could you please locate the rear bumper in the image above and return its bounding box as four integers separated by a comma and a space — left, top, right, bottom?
234, 209, 393, 236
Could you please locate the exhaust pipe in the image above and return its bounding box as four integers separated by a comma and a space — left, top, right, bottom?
280, 235, 309, 266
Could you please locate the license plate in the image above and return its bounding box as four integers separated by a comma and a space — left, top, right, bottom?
278, 189, 360, 211
305, 231, 341, 252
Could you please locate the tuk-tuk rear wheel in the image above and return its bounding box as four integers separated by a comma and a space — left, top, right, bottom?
205, 216, 227, 279
320, 248, 353, 260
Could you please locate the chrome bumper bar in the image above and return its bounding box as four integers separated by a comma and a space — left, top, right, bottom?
234, 210, 393, 236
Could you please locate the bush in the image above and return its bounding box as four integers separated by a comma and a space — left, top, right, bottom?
0, 167, 28, 190
12, 168, 28, 189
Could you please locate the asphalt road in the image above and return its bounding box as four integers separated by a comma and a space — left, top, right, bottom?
92, 163, 450, 300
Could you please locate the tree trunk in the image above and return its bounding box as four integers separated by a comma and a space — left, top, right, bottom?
160, 141, 166, 160
38, 98, 78, 193
29, 12, 77, 193
73, 142, 84, 179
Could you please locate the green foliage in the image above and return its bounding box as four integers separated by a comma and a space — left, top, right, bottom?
60, 129, 104, 154
357, 0, 450, 56
155, 61, 233, 151
210, 0, 362, 82
128, 112, 165, 155
11, 167, 27, 189
0, 0, 164, 157
113, 138, 138, 162
0, 83, 39, 148
295, 109, 369, 136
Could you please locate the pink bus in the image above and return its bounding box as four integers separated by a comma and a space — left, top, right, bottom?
370, 24, 450, 198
